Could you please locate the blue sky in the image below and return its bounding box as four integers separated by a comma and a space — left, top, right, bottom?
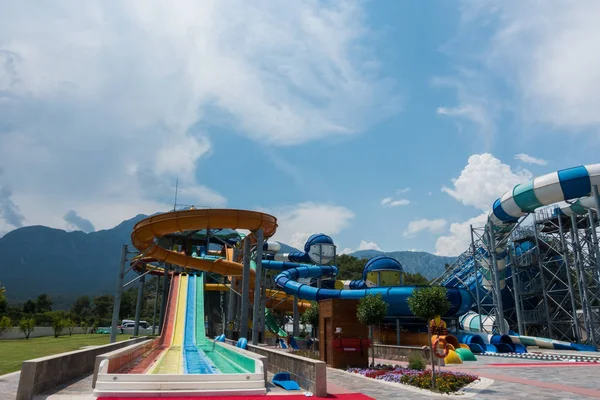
1, 1, 599, 256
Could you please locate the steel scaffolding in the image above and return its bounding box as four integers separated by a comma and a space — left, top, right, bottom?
436, 204, 600, 346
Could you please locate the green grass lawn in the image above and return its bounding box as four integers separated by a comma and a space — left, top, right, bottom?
0, 334, 130, 375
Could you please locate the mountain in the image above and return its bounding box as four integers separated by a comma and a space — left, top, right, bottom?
0, 214, 149, 308
350, 250, 456, 280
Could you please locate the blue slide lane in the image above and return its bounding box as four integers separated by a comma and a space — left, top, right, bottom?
262, 261, 472, 317
183, 275, 218, 374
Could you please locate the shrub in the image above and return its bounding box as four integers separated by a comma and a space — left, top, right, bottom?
0, 316, 12, 338
407, 352, 426, 371
52, 316, 66, 338
19, 317, 35, 339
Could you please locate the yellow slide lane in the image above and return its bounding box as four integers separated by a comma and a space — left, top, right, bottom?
151, 275, 188, 374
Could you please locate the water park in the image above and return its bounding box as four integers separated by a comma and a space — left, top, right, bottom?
4, 163, 600, 400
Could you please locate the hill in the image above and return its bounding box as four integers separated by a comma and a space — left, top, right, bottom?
350, 250, 456, 280
0, 214, 149, 308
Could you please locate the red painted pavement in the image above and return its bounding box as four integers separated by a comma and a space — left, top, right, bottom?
99, 394, 374, 400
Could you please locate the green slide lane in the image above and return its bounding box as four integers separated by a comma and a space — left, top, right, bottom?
265, 308, 287, 337
195, 273, 207, 346
195, 273, 246, 374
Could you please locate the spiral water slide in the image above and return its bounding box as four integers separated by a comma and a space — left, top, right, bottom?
442, 164, 600, 352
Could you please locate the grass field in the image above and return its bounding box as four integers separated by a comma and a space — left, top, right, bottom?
0, 334, 130, 375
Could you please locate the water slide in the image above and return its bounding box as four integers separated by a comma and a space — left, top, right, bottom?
150, 274, 189, 374
440, 164, 600, 351
264, 308, 287, 338
262, 261, 472, 318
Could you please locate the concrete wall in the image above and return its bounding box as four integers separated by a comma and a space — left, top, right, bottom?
246, 344, 326, 397
372, 344, 431, 363
1, 327, 89, 340
16, 337, 147, 400
92, 338, 157, 387
1, 326, 155, 340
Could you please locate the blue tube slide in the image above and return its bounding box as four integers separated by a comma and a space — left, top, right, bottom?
262, 260, 473, 318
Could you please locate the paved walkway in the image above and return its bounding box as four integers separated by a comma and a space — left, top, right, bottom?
335, 355, 600, 399
0, 371, 20, 400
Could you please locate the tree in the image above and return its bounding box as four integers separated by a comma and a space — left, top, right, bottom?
404, 272, 430, 286
51, 315, 66, 338
93, 295, 113, 319
22, 300, 36, 314
19, 317, 35, 339
356, 293, 388, 367
35, 294, 53, 313
0, 316, 11, 338
336, 255, 367, 280
406, 286, 451, 388
300, 301, 319, 336
71, 296, 91, 317
0, 282, 7, 314
65, 318, 77, 336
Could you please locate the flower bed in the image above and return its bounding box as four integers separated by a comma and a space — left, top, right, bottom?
348, 365, 478, 394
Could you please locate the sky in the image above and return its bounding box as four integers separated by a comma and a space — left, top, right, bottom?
1, 0, 600, 257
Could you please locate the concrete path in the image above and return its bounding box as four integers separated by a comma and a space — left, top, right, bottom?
0, 371, 21, 400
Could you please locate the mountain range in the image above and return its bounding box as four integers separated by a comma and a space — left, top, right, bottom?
0, 214, 455, 308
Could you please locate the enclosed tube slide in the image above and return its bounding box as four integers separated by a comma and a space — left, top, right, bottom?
261, 261, 473, 317
485, 164, 600, 289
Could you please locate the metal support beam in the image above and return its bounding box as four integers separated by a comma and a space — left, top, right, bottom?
133, 265, 146, 336
532, 214, 553, 336
240, 238, 251, 339
487, 223, 506, 334
396, 319, 401, 346
158, 264, 170, 336
261, 269, 267, 342
152, 275, 160, 335
509, 250, 524, 335
110, 245, 128, 343
470, 225, 484, 333
293, 295, 300, 337
558, 214, 580, 342
571, 214, 595, 343
252, 229, 264, 345
227, 277, 236, 337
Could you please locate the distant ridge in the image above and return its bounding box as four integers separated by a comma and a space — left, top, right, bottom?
349, 250, 456, 280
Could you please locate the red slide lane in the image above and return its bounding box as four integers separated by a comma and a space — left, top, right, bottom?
125, 275, 180, 374
159, 274, 180, 347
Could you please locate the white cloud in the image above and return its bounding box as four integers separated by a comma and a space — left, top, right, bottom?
435, 212, 487, 256
264, 202, 355, 250
452, 1, 600, 132
442, 153, 532, 211
514, 153, 548, 166
396, 187, 411, 194
381, 197, 410, 207
63, 210, 95, 233
0, 1, 396, 233
432, 72, 499, 149
403, 218, 447, 238
338, 240, 382, 255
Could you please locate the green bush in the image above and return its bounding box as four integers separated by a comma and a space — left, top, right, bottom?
19, 317, 35, 339
407, 352, 426, 371
400, 371, 478, 394
0, 316, 12, 338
